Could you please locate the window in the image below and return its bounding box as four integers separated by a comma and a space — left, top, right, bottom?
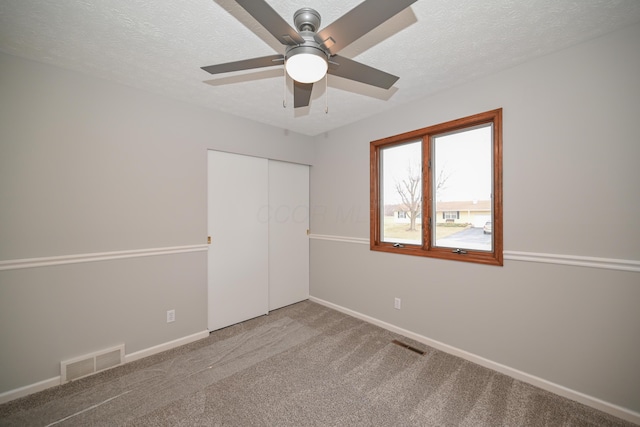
370, 109, 503, 265
443, 211, 459, 220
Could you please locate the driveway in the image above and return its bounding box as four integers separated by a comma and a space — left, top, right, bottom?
436, 227, 492, 251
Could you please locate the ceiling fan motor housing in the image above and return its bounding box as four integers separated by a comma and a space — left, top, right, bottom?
285, 32, 329, 61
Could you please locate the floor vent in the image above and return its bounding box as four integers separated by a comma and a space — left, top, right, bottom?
392, 339, 426, 355
61, 344, 124, 383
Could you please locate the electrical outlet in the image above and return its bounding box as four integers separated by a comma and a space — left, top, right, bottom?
166, 309, 175, 323
394, 298, 401, 310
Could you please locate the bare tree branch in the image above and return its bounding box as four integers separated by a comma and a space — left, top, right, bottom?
394, 162, 422, 231
393, 161, 453, 231
435, 168, 451, 193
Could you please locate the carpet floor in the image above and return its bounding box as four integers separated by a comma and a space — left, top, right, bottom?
0, 300, 635, 426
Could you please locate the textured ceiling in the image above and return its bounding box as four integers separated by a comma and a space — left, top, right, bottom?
1, 0, 640, 136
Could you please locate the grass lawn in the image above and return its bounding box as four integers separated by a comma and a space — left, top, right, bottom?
383, 217, 469, 241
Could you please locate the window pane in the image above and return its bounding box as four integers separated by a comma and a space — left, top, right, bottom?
380, 140, 422, 245
432, 124, 493, 251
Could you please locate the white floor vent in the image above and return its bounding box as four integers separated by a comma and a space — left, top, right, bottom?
61, 344, 124, 383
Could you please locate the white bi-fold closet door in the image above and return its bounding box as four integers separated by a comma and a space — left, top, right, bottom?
207, 150, 309, 332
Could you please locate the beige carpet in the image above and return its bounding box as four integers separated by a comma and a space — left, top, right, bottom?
0, 300, 635, 426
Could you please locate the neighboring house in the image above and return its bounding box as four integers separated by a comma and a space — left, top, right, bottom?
392, 207, 422, 224
391, 200, 492, 227
435, 200, 491, 227
385, 204, 422, 225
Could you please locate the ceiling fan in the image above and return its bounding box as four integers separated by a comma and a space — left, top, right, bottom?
202, 0, 417, 108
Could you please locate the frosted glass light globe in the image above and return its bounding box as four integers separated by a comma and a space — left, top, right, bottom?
285, 52, 328, 83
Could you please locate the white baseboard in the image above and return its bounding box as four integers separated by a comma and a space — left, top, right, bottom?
0, 330, 209, 405
0, 376, 61, 405
309, 296, 640, 425
124, 330, 210, 364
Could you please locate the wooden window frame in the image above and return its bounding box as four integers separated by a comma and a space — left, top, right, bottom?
370, 109, 503, 266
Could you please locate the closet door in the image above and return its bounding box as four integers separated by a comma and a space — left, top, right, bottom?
268, 160, 309, 310
207, 151, 268, 331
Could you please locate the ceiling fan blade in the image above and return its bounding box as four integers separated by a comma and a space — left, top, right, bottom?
235, 0, 305, 46
293, 81, 313, 108
315, 0, 417, 55
328, 55, 398, 89
201, 54, 284, 75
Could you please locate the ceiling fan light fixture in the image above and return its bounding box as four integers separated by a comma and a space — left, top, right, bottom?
201, 0, 416, 108
285, 46, 328, 83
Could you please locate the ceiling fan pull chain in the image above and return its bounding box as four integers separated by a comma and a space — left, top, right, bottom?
325, 73, 329, 114
283, 67, 287, 108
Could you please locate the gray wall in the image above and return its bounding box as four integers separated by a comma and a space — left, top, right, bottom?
0, 52, 314, 393
310, 23, 640, 414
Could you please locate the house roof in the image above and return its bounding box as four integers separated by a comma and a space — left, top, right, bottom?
435, 200, 491, 211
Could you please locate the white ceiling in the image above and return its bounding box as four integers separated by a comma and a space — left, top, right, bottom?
1, 0, 640, 136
